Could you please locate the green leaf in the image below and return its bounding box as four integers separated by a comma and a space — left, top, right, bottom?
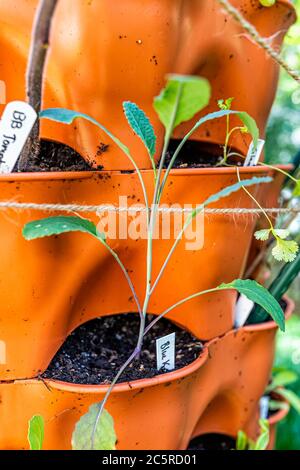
23, 216, 104, 241
123, 101, 156, 157
268, 370, 299, 390
276, 388, 300, 415
218, 279, 285, 331
237, 111, 259, 149
236, 430, 248, 450
202, 176, 272, 208
28, 415, 45, 451
255, 229, 271, 241
218, 97, 234, 110
254, 419, 270, 450
72, 403, 117, 450
293, 180, 300, 197
273, 229, 291, 240
153, 74, 211, 133
259, 0, 276, 6
268, 399, 289, 412
40, 108, 130, 156
272, 239, 299, 263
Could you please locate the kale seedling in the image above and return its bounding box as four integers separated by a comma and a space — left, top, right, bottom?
266, 368, 300, 415
23, 75, 284, 449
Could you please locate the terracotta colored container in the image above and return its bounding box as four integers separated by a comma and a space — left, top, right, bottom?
267, 396, 290, 450
0, 166, 285, 380
0, 298, 293, 450
243, 391, 290, 450
0, 0, 295, 169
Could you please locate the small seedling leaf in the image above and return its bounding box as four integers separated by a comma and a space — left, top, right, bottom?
276, 388, 300, 415
273, 229, 290, 240
218, 97, 234, 110
268, 400, 289, 411
255, 229, 271, 241
259, 0, 276, 6
268, 369, 298, 391
237, 111, 259, 149
254, 419, 270, 450
72, 403, 117, 450
236, 430, 248, 450
153, 75, 211, 132
123, 101, 156, 157
293, 180, 300, 197
28, 415, 44, 450
272, 239, 299, 263
218, 279, 285, 331
23, 216, 104, 241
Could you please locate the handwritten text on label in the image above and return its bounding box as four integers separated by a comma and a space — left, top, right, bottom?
0, 101, 37, 173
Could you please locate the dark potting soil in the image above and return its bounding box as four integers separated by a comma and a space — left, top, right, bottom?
42, 313, 203, 385
17, 138, 239, 172
16, 140, 102, 172
187, 434, 236, 451
163, 140, 241, 169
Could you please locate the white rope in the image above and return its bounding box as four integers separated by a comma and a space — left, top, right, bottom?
0, 201, 298, 215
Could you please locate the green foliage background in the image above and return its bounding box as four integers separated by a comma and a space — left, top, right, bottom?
270, 0, 300, 450
266, 0, 300, 164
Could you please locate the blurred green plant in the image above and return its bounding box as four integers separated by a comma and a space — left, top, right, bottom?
266, 0, 300, 165
236, 419, 270, 450
275, 315, 300, 449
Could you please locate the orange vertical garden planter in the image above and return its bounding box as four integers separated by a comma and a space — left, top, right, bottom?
0, 0, 296, 169
0, 298, 293, 450
0, 0, 296, 451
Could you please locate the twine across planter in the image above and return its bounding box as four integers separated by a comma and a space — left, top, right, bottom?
0, 201, 298, 214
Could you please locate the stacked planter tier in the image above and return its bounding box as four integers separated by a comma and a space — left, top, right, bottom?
0, 299, 293, 449
0, 0, 296, 169
0, 167, 287, 380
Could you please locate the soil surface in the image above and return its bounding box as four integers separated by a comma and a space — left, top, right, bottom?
43, 313, 203, 385
188, 434, 235, 451
17, 138, 240, 172
16, 140, 100, 172
163, 140, 241, 169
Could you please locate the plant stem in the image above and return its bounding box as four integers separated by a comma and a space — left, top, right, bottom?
18, 0, 58, 171
99, 238, 142, 317
151, 175, 271, 295
223, 114, 230, 162
158, 110, 240, 199
141, 84, 183, 315
144, 287, 222, 335
218, 126, 245, 167
90, 86, 183, 443
91, 345, 140, 449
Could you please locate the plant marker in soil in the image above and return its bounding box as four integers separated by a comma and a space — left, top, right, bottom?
244, 139, 265, 167
0, 101, 37, 173
260, 396, 270, 420
156, 333, 176, 372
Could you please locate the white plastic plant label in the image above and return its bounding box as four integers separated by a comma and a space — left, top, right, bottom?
156, 332, 175, 371
244, 139, 265, 167
0, 80, 6, 104
234, 294, 254, 328
0, 101, 37, 173
260, 395, 270, 420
